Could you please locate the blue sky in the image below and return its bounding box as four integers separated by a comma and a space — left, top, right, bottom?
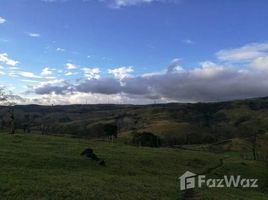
1, 0, 268, 104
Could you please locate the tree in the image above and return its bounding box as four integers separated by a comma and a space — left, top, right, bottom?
23, 113, 32, 133
240, 119, 265, 160
0, 88, 16, 134
104, 123, 118, 142
132, 132, 161, 147
8, 107, 15, 134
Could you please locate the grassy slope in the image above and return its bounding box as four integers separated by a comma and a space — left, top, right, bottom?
140, 121, 193, 136
0, 133, 267, 200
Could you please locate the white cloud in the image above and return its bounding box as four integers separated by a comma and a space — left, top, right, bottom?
182, 39, 194, 44
102, 0, 172, 8
82, 67, 100, 79
216, 42, 268, 62
66, 63, 78, 69
216, 42, 268, 72
26, 32, 41, 37
8, 71, 18, 78
142, 71, 165, 77
21, 79, 41, 83
24, 92, 159, 105
41, 0, 67, 2
0, 70, 5, 76
64, 71, 73, 76
108, 66, 134, 80
250, 56, 268, 71
56, 47, 65, 52
166, 58, 184, 74
0, 17, 6, 24
0, 53, 19, 66
17, 71, 41, 79
9, 66, 20, 70
191, 61, 225, 78
41, 67, 54, 76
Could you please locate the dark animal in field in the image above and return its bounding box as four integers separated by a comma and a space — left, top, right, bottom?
80, 148, 105, 166
99, 160, 106, 166
80, 148, 93, 157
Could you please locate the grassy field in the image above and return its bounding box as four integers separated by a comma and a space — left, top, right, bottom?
0, 133, 267, 200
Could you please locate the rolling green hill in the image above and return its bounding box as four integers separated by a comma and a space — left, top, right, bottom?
0, 133, 267, 199
0, 97, 268, 199
1, 96, 268, 145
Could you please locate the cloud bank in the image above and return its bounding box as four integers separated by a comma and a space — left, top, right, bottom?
31, 49, 268, 103
2, 42, 268, 104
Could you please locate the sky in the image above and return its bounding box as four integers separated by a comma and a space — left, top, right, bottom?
1, 0, 268, 104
